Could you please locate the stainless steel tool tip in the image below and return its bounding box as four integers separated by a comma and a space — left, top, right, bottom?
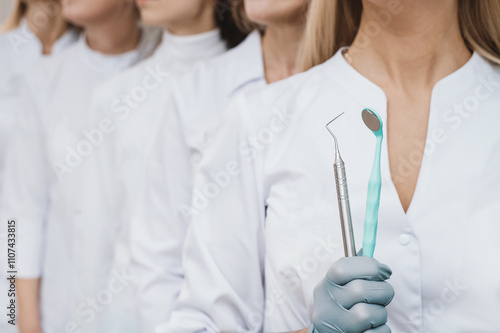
326, 113, 345, 161
326, 112, 345, 134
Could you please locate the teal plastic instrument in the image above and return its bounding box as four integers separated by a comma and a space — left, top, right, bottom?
361, 108, 383, 257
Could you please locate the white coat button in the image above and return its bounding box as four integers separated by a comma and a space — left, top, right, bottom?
399, 234, 410, 246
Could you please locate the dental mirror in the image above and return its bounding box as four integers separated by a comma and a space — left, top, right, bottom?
361, 108, 383, 257
362, 109, 382, 133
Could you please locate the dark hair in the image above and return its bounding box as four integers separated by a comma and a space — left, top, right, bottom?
215, 0, 249, 49
232, 0, 259, 34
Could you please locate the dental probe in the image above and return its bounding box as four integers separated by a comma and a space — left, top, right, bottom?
326, 113, 357, 257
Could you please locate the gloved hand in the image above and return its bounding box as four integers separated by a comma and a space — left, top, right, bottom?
310, 256, 394, 333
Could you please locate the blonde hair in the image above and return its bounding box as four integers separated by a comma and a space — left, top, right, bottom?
300, 0, 500, 71
459, 0, 500, 65
299, 0, 360, 71
0, 0, 26, 32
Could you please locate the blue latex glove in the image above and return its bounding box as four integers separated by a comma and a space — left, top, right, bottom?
310, 256, 394, 333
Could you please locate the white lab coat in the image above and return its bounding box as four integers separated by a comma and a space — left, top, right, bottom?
165, 50, 500, 332
88, 29, 227, 333
0, 27, 160, 333
135, 31, 266, 332
0, 20, 78, 188
0, 20, 78, 333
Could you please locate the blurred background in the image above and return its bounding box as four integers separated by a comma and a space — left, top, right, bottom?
1, 0, 15, 24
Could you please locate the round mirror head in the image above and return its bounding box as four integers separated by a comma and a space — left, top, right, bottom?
362, 109, 381, 132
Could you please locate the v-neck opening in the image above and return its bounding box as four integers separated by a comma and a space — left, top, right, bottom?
386, 127, 427, 216
330, 49, 486, 218
404, 52, 482, 217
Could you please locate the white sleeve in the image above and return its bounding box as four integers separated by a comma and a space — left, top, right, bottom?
129, 92, 192, 332
161, 95, 267, 333
0, 80, 49, 279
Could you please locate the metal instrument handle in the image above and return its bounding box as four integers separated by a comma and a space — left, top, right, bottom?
334, 161, 357, 257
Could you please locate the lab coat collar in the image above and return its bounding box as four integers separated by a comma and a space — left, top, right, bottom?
77, 26, 158, 75
328, 48, 492, 117
159, 28, 225, 60
430, 52, 493, 109
328, 48, 388, 114
52, 27, 80, 55
226, 30, 265, 98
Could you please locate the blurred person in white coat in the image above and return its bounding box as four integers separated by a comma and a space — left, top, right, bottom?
0, 0, 78, 188
0, 1, 77, 333
0, 0, 161, 332
163, 0, 500, 332
87, 0, 247, 331
135, 0, 313, 331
